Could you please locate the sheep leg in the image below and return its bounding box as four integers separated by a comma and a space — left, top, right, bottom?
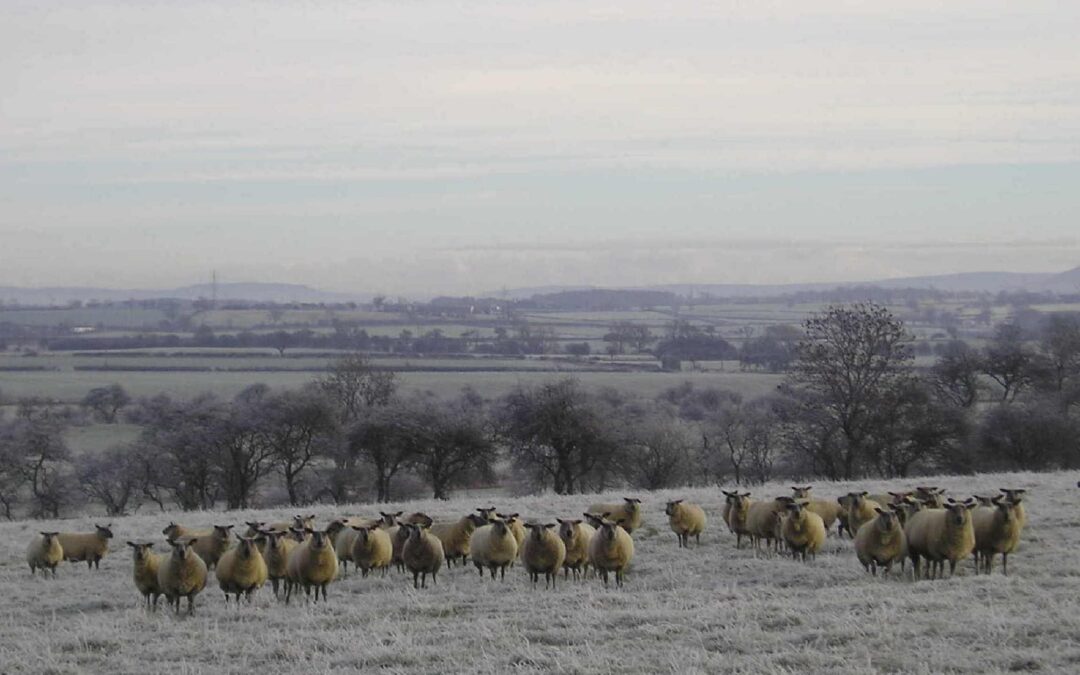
696, 533, 701, 546
187, 595, 195, 615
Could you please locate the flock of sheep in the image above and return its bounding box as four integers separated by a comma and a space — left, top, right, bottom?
722, 486, 1027, 578
22, 485, 1026, 615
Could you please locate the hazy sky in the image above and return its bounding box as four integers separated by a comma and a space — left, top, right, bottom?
3, 1, 1079, 295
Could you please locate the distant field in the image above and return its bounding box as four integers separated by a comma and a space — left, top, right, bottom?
0, 470, 1069, 673
0, 360, 781, 403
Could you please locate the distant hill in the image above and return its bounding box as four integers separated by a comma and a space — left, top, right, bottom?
0, 283, 366, 305
504, 266, 1080, 300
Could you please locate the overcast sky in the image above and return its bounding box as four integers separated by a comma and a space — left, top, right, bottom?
2, 0, 1079, 295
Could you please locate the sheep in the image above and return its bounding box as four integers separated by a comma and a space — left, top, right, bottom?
726, 492, 754, 548
721, 490, 746, 531
557, 518, 595, 580
157, 539, 208, 614
186, 525, 234, 569
854, 507, 908, 576
27, 532, 63, 577
402, 523, 444, 589
403, 512, 434, 527
260, 529, 304, 598
914, 486, 947, 509
587, 498, 643, 534
126, 542, 163, 608
999, 488, 1028, 528
835, 494, 855, 538
431, 513, 487, 567
905, 498, 977, 580
470, 519, 518, 580
388, 523, 412, 573
57, 524, 113, 570
972, 496, 1024, 575
216, 535, 268, 604
496, 509, 527, 557
973, 495, 997, 507
163, 522, 210, 543
587, 515, 635, 587
475, 506, 497, 522
665, 500, 707, 548
522, 523, 566, 589
789, 487, 842, 533
846, 493, 884, 534
746, 498, 789, 552
350, 525, 394, 577
285, 529, 338, 603
781, 502, 826, 562
326, 518, 362, 577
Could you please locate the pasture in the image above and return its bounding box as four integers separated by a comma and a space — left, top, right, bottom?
1, 471, 1075, 674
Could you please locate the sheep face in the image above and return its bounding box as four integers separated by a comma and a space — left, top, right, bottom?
525, 523, 556, 542
888, 491, 913, 504
790, 486, 812, 498
379, 512, 402, 526
945, 499, 976, 526
351, 526, 371, 543
95, 524, 114, 539
476, 507, 497, 522
466, 514, 487, 528
872, 508, 897, 532
1000, 488, 1026, 504
171, 540, 195, 562
598, 522, 619, 542
162, 522, 179, 538
491, 521, 510, 537
309, 531, 330, 550
664, 500, 683, 517
235, 536, 257, 559
496, 512, 520, 525
557, 519, 583, 541
212, 525, 233, 540
992, 497, 1020, 523
126, 541, 153, 562
325, 519, 348, 537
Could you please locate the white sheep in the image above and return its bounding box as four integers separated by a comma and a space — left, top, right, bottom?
587, 498, 643, 534
972, 495, 1024, 575
665, 499, 706, 548
846, 492, 884, 534
789, 487, 842, 533
186, 524, 234, 569
157, 539, 208, 614
854, 508, 907, 576
521, 523, 567, 589
556, 518, 595, 580
350, 525, 394, 577
431, 513, 488, 567
470, 519, 518, 580
402, 523, 444, 589
215, 535, 268, 603
587, 515, 634, 587
27, 532, 63, 577
905, 498, 977, 579
57, 524, 113, 570
286, 529, 338, 603
781, 502, 826, 562
126, 542, 163, 608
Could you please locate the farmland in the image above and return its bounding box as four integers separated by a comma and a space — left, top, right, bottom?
0, 470, 1073, 674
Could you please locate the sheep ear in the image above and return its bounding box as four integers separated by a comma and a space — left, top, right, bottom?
573, 519, 582, 525
544, 523, 557, 529
556, 518, 565, 524
126, 540, 139, 548
874, 507, 884, 515
601, 512, 611, 519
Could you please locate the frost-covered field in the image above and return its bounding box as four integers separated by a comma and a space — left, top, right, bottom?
1, 471, 1078, 674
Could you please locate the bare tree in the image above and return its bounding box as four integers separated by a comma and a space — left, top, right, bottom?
408, 390, 497, 499
1039, 314, 1080, 394
982, 323, 1035, 402
618, 412, 696, 490
785, 303, 913, 480
347, 405, 418, 502
318, 353, 397, 424
261, 386, 339, 506
77, 445, 143, 516
499, 379, 619, 495
211, 386, 275, 510
930, 341, 983, 408
81, 384, 131, 423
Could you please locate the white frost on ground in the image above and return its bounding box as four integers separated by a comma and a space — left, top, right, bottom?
1, 471, 1078, 674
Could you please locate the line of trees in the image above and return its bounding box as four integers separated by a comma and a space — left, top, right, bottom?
2, 304, 1078, 520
